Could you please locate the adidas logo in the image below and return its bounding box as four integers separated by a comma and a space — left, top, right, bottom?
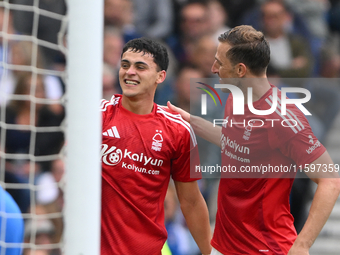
103, 126, 120, 138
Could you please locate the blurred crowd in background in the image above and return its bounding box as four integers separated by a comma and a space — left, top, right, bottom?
1, 0, 340, 254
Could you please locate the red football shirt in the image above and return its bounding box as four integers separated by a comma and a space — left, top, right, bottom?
100, 95, 200, 255
212, 85, 326, 254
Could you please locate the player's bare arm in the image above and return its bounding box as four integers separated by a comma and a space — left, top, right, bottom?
167, 101, 222, 147
288, 151, 340, 255
174, 180, 212, 255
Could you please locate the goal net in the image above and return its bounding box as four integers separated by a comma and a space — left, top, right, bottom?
0, 0, 102, 254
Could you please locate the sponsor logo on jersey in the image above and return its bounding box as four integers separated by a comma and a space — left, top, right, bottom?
306, 139, 321, 154
101, 144, 122, 166
308, 135, 314, 144
101, 144, 164, 167
121, 162, 160, 175
221, 134, 250, 154
152, 130, 163, 152
103, 126, 120, 138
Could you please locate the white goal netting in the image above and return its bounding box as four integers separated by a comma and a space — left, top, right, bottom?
0, 0, 67, 254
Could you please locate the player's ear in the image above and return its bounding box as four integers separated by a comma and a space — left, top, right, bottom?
156, 70, 166, 84
236, 63, 247, 78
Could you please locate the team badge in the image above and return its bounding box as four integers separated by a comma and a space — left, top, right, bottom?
152, 130, 163, 152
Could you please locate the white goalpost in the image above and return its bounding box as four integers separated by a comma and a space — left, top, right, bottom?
0, 0, 103, 254
65, 0, 103, 254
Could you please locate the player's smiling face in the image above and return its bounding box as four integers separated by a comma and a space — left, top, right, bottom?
211, 42, 236, 80
119, 49, 166, 99
211, 42, 243, 91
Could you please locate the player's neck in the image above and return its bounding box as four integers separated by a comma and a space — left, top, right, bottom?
241, 75, 271, 103
121, 95, 154, 115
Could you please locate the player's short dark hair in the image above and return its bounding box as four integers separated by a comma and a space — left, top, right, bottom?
121, 37, 169, 72
218, 25, 270, 75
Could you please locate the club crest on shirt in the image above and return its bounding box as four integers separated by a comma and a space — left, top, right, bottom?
243, 119, 255, 140
152, 130, 163, 152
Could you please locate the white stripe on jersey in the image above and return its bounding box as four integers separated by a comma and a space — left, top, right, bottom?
100, 100, 114, 112
268, 95, 302, 131
156, 106, 197, 147
275, 96, 305, 130
269, 95, 305, 131
112, 126, 120, 138
286, 108, 305, 129
100, 99, 107, 109
157, 106, 195, 134
100, 95, 119, 112
265, 98, 298, 134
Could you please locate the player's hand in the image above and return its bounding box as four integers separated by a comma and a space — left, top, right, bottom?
287, 243, 309, 255
167, 101, 191, 123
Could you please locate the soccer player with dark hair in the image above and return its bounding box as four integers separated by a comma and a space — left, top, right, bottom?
168, 25, 340, 255
100, 37, 211, 255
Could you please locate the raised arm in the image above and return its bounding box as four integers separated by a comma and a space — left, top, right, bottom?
167, 101, 222, 147
174, 180, 212, 255
288, 151, 340, 255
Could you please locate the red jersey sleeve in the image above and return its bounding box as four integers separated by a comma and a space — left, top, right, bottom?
268, 106, 326, 167
170, 119, 201, 182
100, 95, 121, 126
101, 99, 108, 125
277, 128, 326, 168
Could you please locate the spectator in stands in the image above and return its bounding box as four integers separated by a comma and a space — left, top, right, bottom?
166, 1, 210, 63
0, 3, 16, 42
36, 158, 65, 244
207, 0, 230, 45
171, 65, 221, 174
303, 42, 340, 142
103, 26, 124, 72
319, 38, 340, 78
104, 0, 141, 42
241, 0, 323, 74
329, 0, 340, 33
104, 0, 132, 27
0, 4, 17, 105
190, 35, 218, 78
24, 250, 49, 255
242, 0, 313, 41
102, 63, 120, 100
286, 0, 330, 40
171, 64, 203, 113
12, 0, 67, 66
36, 159, 65, 207
219, 0, 257, 27
285, 0, 330, 74
261, 0, 314, 77
0, 41, 64, 107
23, 205, 61, 255
132, 0, 173, 39
1, 73, 64, 174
